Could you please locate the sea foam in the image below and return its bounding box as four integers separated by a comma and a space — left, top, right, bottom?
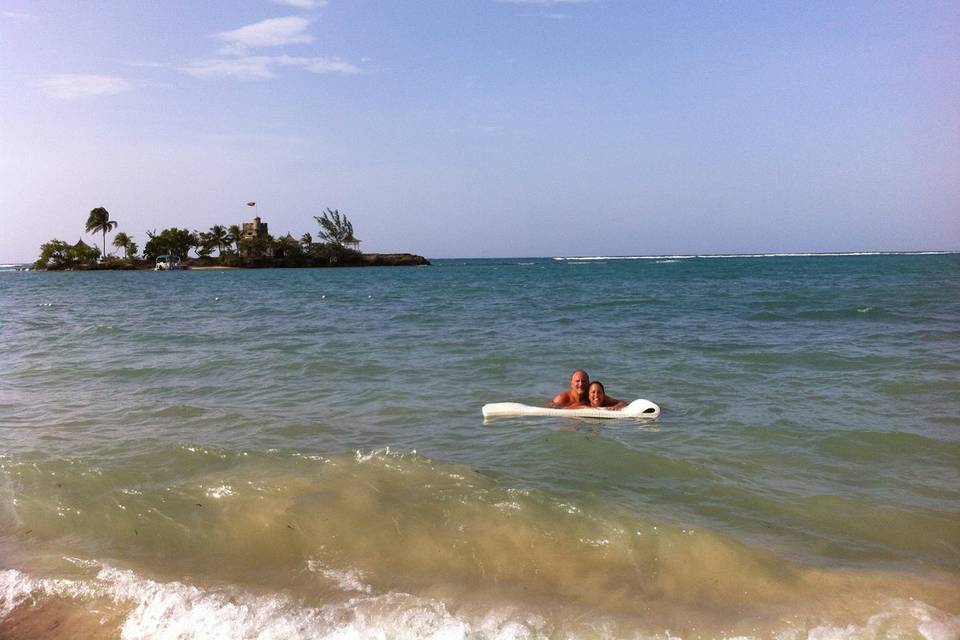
0, 565, 552, 640
3, 565, 959, 640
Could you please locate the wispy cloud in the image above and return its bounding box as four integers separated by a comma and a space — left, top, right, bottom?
36, 74, 133, 99
1, 11, 39, 22
494, 0, 589, 4
215, 16, 313, 53
186, 14, 362, 81
182, 55, 360, 80
272, 0, 328, 8
122, 61, 169, 68
182, 57, 275, 79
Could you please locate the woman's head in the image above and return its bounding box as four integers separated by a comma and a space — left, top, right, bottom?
588, 381, 606, 407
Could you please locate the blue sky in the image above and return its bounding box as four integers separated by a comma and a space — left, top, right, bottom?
1, 1, 957, 261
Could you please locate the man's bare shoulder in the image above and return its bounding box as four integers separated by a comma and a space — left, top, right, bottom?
550, 391, 574, 408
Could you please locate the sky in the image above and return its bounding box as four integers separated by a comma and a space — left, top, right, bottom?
1, 0, 958, 261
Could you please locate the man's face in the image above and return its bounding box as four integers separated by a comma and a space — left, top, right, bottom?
570, 371, 589, 398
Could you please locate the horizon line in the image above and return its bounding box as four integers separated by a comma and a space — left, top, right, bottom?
5, 249, 960, 267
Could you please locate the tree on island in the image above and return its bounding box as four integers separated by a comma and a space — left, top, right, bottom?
238, 233, 274, 259
227, 224, 243, 253
143, 228, 196, 260
85, 207, 118, 258
34, 239, 100, 269
112, 232, 137, 260
314, 209, 355, 248
194, 231, 214, 258
208, 225, 229, 256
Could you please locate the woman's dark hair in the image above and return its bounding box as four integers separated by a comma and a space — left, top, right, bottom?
589, 381, 605, 393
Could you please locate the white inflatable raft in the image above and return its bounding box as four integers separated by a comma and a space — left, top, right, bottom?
482, 398, 660, 420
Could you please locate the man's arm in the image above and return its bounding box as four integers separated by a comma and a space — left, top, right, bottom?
549, 391, 570, 408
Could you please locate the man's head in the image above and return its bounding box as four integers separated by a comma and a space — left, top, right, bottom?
570, 370, 589, 400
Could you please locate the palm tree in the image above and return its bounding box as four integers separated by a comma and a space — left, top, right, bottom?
85, 207, 118, 257
208, 225, 229, 256
112, 232, 135, 259
228, 224, 243, 252
300, 232, 313, 252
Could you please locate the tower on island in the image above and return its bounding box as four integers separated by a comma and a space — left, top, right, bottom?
242, 216, 268, 240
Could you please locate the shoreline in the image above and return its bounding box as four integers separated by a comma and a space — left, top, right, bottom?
186, 265, 241, 270
26, 252, 431, 271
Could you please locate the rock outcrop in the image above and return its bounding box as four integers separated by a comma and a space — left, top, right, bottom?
360, 253, 430, 266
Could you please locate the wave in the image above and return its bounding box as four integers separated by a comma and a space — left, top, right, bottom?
745, 307, 898, 321
2, 447, 959, 639
554, 255, 695, 261
0, 565, 524, 640
2, 564, 958, 640
553, 251, 960, 261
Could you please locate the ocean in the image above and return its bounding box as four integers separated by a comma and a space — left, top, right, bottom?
1, 253, 958, 639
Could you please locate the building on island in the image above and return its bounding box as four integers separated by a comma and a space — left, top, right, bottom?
242, 216, 269, 240
274, 233, 301, 258
239, 216, 272, 258
344, 234, 361, 251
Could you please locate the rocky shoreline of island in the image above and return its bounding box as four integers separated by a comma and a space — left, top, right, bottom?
32, 207, 430, 270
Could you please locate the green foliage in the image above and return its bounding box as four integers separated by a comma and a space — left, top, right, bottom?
208, 225, 229, 255
307, 241, 361, 265
194, 230, 214, 258
35, 239, 100, 269
220, 249, 242, 267
314, 208, 355, 247
238, 234, 274, 258
227, 224, 242, 252
85, 206, 118, 256
35, 240, 69, 269
143, 228, 197, 260
272, 236, 303, 259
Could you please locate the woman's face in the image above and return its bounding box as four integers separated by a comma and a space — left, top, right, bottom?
588, 384, 605, 407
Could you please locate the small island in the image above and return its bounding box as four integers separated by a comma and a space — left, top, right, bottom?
33, 206, 430, 271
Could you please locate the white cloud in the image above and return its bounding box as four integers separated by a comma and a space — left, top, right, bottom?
215, 16, 313, 52
36, 74, 133, 99
272, 0, 328, 8
182, 55, 360, 80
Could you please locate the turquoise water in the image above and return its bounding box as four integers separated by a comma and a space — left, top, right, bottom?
1, 254, 958, 639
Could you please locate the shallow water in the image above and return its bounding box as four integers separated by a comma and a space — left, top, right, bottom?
1, 254, 959, 638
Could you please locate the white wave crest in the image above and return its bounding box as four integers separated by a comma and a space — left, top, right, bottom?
553, 251, 959, 261
305, 560, 372, 593
203, 484, 236, 499
2, 566, 957, 640
0, 565, 550, 639
353, 446, 417, 464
